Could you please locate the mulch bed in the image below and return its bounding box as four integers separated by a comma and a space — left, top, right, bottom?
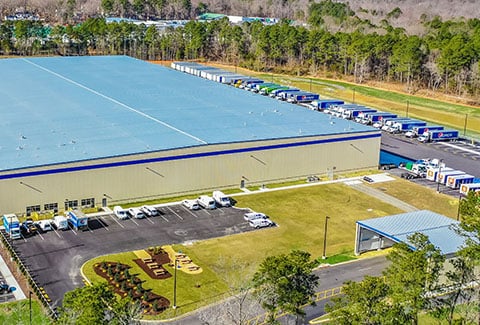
134, 249, 172, 280
133, 259, 171, 280
93, 261, 170, 314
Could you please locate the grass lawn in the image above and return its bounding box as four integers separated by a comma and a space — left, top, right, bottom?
82, 251, 229, 319
83, 177, 461, 319
370, 176, 460, 219
0, 299, 51, 324
179, 183, 403, 274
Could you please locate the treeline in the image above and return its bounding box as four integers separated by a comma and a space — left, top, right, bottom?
1, 15, 479, 99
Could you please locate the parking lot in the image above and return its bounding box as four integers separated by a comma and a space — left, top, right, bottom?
10, 203, 257, 308
381, 133, 480, 178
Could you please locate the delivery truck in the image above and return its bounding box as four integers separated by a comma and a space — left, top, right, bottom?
459, 182, 480, 196
286, 92, 320, 103
438, 170, 466, 184
412, 125, 444, 137
418, 130, 459, 143
308, 99, 345, 111
446, 174, 475, 189
66, 210, 89, 231
2, 214, 21, 239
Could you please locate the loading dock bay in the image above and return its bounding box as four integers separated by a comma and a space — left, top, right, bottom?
9, 204, 255, 308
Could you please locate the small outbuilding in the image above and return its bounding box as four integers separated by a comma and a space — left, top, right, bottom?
355, 210, 465, 258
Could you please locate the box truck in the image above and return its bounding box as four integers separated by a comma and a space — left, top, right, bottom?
2, 214, 21, 239
418, 130, 459, 143
426, 167, 453, 181
412, 125, 444, 137
438, 170, 466, 184
447, 174, 475, 189
308, 99, 345, 111
66, 210, 89, 230
460, 182, 480, 196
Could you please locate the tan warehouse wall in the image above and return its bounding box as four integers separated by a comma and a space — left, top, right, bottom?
0, 132, 380, 214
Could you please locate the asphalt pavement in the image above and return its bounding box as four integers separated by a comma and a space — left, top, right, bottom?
11, 204, 252, 308
381, 133, 480, 177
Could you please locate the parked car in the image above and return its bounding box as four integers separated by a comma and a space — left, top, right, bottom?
244, 212, 267, 222
128, 208, 146, 219
21, 218, 37, 236
36, 220, 52, 232
141, 205, 159, 217
113, 206, 129, 220
182, 199, 200, 210
249, 218, 274, 229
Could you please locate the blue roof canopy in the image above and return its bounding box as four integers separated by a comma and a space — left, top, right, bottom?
357, 210, 465, 255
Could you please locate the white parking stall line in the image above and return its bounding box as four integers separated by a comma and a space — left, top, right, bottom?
181, 206, 198, 218
51, 228, 63, 238
109, 215, 125, 228
36, 232, 45, 240
145, 216, 155, 224
217, 207, 225, 214
201, 209, 212, 216
167, 207, 184, 220
20, 234, 28, 242
159, 214, 169, 222
129, 218, 139, 226
69, 227, 78, 235
95, 217, 109, 231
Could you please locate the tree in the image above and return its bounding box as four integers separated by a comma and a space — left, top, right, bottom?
326, 276, 393, 324
384, 233, 445, 324
58, 283, 116, 325
58, 283, 142, 325
252, 250, 319, 324
455, 192, 480, 323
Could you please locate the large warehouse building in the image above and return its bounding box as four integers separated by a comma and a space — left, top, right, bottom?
0, 56, 380, 215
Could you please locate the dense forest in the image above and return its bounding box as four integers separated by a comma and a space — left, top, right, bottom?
0, 1, 479, 101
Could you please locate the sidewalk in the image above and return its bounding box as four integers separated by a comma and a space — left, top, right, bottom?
0, 253, 26, 301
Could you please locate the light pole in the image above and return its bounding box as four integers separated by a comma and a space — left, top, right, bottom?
463, 114, 468, 136
406, 100, 409, 117
322, 216, 330, 259
436, 159, 444, 193
173, 258, 178, 309
29, 291, 32, 325
457, 195, 463, 221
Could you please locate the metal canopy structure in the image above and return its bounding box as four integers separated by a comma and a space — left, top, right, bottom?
355, 210, 465, 257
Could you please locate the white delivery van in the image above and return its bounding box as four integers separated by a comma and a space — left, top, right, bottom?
53, 215, 68, 230
36, 220, 52, 232
141, 205, 159, 217
212, 191, 231, 207
249, 218, 274, 229
128, 208, 146, 219
197, 195, 216, 209
113, 206, 129, 220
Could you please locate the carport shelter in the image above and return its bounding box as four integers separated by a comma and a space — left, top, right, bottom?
355, 210, 465, 258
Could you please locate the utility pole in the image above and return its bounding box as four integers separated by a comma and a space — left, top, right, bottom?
322, 216, 330, 259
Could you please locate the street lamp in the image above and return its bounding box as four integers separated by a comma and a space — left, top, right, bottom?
464, 114, 468, 136
436, 159, 444, 193
173, 258, 178, 309
322, 216, 330, 259
457, 195, 463, 221
29, 291, 32, 325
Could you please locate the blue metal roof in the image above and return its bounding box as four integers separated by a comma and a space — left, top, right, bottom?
357, 210, 465, 255
0, 56, 376, 172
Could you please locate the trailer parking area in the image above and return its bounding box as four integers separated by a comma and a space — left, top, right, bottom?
9, 204, 253, 308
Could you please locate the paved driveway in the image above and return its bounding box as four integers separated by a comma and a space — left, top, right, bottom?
11, 204, 253, 307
